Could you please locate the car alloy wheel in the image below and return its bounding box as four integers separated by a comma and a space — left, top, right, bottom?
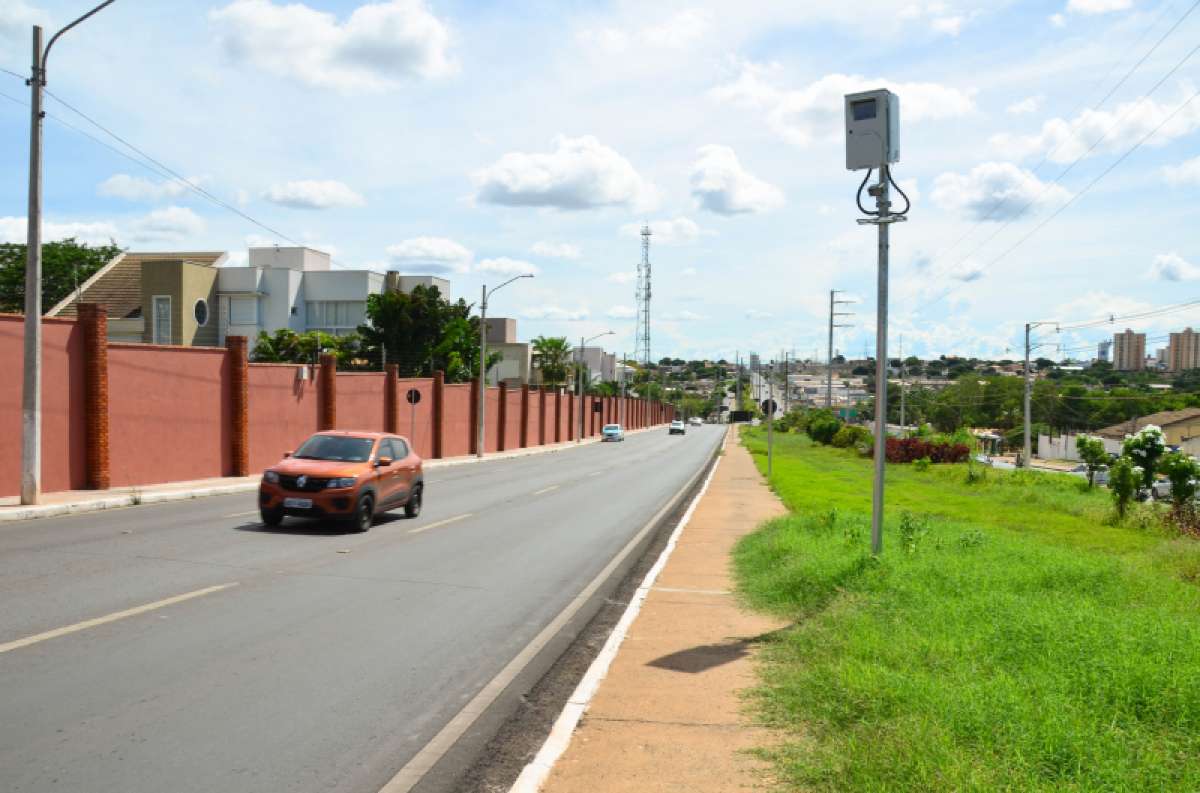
354, 495, 374, 533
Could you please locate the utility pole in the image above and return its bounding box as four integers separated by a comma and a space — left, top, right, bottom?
767, 361, 774, 477
22, 2, 118, 505
899, 334, 906, 433
577, 330, 613, 442
826, 289, 854, 409
477, 275, 533, 458
1022, 320, 1057, 467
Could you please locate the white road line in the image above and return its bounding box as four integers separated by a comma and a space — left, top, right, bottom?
407, 513, 472, 535
532, 485, 560, 496
587, 470, 604, 478
223, 510, 260, 518
380, 428, 727, 793
0, 582, 240, 655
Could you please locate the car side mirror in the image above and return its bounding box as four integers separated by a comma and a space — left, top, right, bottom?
376, 456, 393, 468
283, 450, 293, 458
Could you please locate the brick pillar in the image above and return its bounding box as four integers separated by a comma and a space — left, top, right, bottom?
226, 335, 249, 477
79, 304, 110, 490
568, 393, 575, 441
539, 389, 547, 445
498, 381, 508, 452
469, 378, 480, 455
520, 385, 530, 448
319, 353, 337, 430
384, 364, 398, 434
432, 370, 445, 459
554, 390, 562, 443
589, 398, 596, 436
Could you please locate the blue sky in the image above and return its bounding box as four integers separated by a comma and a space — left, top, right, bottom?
2, 0, 1199, 363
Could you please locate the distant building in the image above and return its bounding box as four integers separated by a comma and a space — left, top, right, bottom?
1095, 408, 1200, 446
1168, 327, 1200, 372
749, 353, 761, 373
483, 317, 531, 387
1096, 340, 1111, 363
1112, 328, 1146, 371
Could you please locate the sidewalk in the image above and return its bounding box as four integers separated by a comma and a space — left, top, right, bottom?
0, 429, 654, 523
523, 428, 787, 792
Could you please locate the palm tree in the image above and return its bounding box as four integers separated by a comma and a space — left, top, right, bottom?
532, 335, 572, 388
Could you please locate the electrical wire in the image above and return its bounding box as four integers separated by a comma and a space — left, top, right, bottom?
0, 67, 25, 81
887, 169, 911, 216
856, 169, 878, 216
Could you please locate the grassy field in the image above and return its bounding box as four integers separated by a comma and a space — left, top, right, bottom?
735, 429, 1200, 792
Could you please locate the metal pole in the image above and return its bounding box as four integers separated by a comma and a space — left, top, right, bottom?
767, 364, 774, 478
1023, 322, 1031, 468
577, 335, 584, 442
870, 166, 890, 556
21, 26, 44, 506
899, 334, 906, 433
476, 285, 486, 459
826, 290, 834, 408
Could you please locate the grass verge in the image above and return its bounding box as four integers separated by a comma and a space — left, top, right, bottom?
735, 430, 1200, 792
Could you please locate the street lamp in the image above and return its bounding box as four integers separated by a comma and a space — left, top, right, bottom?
578, 331, 614, 442
21, 1, 118, 505
477, 274, 534, 458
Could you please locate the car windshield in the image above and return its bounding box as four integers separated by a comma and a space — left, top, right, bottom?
292, 435, 375, 462
604, 425, 620, 431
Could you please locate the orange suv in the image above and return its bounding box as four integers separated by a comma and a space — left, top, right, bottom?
259, 431, 424, 532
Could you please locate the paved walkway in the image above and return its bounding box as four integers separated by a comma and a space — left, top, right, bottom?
537, 428, 787, 792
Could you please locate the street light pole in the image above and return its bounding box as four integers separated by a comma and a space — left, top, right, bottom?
1022, 320, 1057, 467
576, 330, 613, 442
22, 1, 118, 505
476, 274, 533, 459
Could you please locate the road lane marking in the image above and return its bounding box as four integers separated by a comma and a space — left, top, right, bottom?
588, 470, 604, 478
223, 510, 260, 518
533, 485, 559, 496
407, 513, 472, 535
0, 582, 240, 655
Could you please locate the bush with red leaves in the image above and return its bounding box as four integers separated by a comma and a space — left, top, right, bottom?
873, 437, 971, 464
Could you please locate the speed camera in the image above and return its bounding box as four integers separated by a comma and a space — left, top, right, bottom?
845, 89, 899, 171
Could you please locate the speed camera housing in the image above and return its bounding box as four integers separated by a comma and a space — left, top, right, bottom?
845, 89, 899, 171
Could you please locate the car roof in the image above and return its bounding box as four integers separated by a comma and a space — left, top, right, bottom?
312, 431, 390, 440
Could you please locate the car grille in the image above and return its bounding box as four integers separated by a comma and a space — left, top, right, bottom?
278, 475, 329, 492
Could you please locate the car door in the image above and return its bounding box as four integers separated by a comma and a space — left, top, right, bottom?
389, 437, 415, 504
375, 438, 404, 507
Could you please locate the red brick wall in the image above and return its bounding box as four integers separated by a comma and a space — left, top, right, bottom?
336, 372, 387, 432
246, 364, 319, 472
442, 383, 471, 458
504, 387, 523, 451
396, 379, 434, 459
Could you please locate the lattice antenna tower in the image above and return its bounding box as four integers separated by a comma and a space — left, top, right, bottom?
635, 224, 652, 366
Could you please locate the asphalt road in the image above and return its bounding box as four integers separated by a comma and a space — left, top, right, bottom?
0, 424, 724, 793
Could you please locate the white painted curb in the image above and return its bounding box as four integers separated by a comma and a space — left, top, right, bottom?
507, 431, 728, 793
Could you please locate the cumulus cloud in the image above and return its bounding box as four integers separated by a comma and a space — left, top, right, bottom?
473, 135, 658, 211
0, 1, 44, 48
607, 305, 637, 319
1067, 0, 1132, 13
931, 162, 1071, 221
521, 304, 589, 321
745, 309, 773, 320
931, 15, 965, 35
607, 271, 637, 285
619, 217, 707, 245
1049, 12, 1067, 26
689, 145, 785, 215
713, 62, 974, 146
1007, 95, 1043, 115
1164, 156, 1200, 186
131, 206, 207, 242
991, 90, 1200, 163
947, 258, 986, 282
209, 0, 455, 92
263, 180, 366, 209
1149, 252, 1200, 281
580, 8, 713, 52
531, 241, 581, 259
0, 216, 119, 246
386, 236, 472, 273
477, 257, 539, 276
663, 310, 706, 322
98, 174, 198, 202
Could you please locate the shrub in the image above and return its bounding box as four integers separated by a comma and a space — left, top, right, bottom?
806, 410, 842, 445
877, 436, 970, 464
913, 456, 932, 471
1109, 456, 1139, 520
831, 424, 871, 449
1075, 435, 1109, 488
1123, 425, 1166, 490
1159, 450, 1200, 507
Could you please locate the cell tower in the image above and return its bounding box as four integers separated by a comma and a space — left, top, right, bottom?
635, 224, 652, 366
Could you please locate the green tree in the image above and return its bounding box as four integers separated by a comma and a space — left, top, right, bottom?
1123, 425, 1166, 490
531, 336, 572, 387
1159, 451, 1200, 507
1075, 435, 1109, 488
431, 316, 499, 383
1109, 456, 1139, 520
358, 285, 472, 377
0, 238, 122, 313
250, 329, 365, 368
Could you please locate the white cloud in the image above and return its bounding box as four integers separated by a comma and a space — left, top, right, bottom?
521, 304, 589, 321
473, 135, 658, 211
607, 305, 637, 319
1067, 0, 1132, 14
0, 216, 119, 246
680, 267, 698, 277
1164, 156, 1200, 186
531, 241, 582, 259
1007, 95, 1043, 115
991, 90, 1200, 164
663, 310, 706, 322
97, 174, 198, 202
689, 145, 785, 215
477, 257, 539, 276
578, 8, 713, 52
263, 180, 366, 209
386, 236, 472, 273
931, 15, 964, 35
1148, 252, 1200, 282
947, 258, 986, 282
131, 206, 207, 242
713, 63, 975, 147
1049, 12, 1067, 26
607, 271, 637, 284
209, 0, 455, 92
931, 162, 1071, 221
745, 309, 773, 320
619, 217, 708, 246
0, 1, 44, 49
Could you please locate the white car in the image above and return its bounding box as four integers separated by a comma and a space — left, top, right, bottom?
601, 423, 625, 442
688, 417, 703, 427
669, 420, 686, 436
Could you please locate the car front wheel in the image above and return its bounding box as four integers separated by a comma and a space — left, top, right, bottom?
352, 494, 374, 532
405, 485, 423, 518
260, 508, 283, 527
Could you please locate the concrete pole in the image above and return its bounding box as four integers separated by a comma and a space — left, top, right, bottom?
899, 334, 906, 433
577, 335, 584, 442
826, 290, 834, 409
767, 364, 774, 478
1023, 322, 1032, 468
21, 26, 44, 506
476, 285, 487, 459
870, 166, 891, 556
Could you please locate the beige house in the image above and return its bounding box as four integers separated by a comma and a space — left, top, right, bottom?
1095, 408, 1200, 446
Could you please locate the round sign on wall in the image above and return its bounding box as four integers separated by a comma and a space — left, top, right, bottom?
406, 388, 422, 405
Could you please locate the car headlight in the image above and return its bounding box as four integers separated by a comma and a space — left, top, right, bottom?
263, 470, 280, 484
328, 477, 357, 489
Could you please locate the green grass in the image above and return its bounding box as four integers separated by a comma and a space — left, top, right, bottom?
735, 430, 1200, 792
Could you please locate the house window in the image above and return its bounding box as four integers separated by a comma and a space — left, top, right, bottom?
229, 296, 257, 326
152, 295, 171, 345
306, 300, 365, 336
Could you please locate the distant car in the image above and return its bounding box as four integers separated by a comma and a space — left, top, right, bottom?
688, 417, 703, 427
1151, 479, 1173, 500
602, 423, 625, 442
1069, 463, 1109, 486
669, 419, 686, 435
258, 431, 423, 532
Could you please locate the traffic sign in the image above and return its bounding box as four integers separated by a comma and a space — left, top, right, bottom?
406, 388, 422, 405
761, 399, 778, 415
